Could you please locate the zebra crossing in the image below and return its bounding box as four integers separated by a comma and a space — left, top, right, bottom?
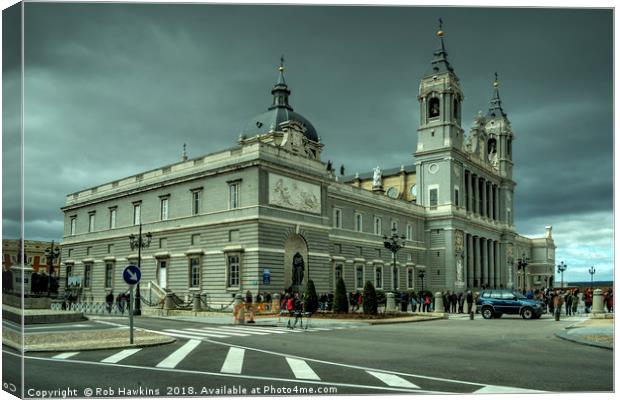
157, 324, 358, 340
40, 342, 543, 394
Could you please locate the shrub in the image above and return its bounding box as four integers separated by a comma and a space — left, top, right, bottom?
333, 277, 349, 313
362, 281, 378, 315
303, 279, 319, 313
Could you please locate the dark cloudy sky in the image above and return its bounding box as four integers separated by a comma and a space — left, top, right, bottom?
2, 3, 613, 282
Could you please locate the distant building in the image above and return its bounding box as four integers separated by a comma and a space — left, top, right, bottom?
2, 239, 61, 276
59, 25, 555, 305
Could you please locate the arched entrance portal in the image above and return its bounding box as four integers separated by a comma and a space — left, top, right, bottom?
283, 234, 309, 291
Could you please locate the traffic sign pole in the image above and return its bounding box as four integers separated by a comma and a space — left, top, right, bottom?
129, 285, 134, 344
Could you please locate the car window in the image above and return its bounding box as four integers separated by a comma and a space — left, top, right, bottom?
481, 292, 490, 298
513, 291, 527, 299
491, 291, 503, 299
501, 292, 515, 300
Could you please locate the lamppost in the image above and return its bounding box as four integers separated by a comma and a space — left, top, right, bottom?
418, 270, 426, 293
44, 241, 61, 296
383, 227, 406, 291
556, 261, 567, 289
128, 224, 152, 316
517, 253, 529, 292
588, 266, 596, 291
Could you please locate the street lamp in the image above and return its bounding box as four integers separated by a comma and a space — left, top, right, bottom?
556, 261, 567, 289
128, 224, 152, 316
517, 253, 529, 292
383, 227, 406, 291
44, 241, 61, 296
418, 270, 426, 293
588, 266, 596, 291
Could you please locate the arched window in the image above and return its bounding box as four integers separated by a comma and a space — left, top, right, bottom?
453, 98, 459, 121
428, 97, 440, 119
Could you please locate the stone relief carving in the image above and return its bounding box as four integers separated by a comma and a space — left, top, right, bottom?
269, 173, 321, 214
372, 166, 382, 187
454, 230, 464, 254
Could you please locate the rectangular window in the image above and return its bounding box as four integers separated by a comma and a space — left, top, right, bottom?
228, 255, 240, 287
333, 208, 342, 228
406, 224, 413, 241
105, 262, 114, 288
374, 217, 382, 235
192, 190, 201, 215
430, 188, 438, 208
334, 264, 343, 284
189, 257, 201, 288
84, 264, 92, 288
133, 203, 141, 225
375, 266, 383, 289
356, 265, 364, 289
160, 198, 169, 221
229, 183, 239, 209
70, 217, 77, 236
407, 268, 413, 289
355, 213, 363, 232
88, 213, 95, 233
454, 188, 459, 207
109, 208, 117, 229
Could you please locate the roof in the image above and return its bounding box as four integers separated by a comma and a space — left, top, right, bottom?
242, 107, 318, 142
342, 164, 416, 182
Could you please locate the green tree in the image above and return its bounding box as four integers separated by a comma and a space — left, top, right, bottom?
333, 277, 349, 313
363, 280, 378, 315
303, 279, 319, 313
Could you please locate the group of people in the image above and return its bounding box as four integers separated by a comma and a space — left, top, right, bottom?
281, 292, 304, 329
103, 291, 131, 314
536, 287, 614, 316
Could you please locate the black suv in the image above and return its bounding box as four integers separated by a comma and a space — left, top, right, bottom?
476, 289, 546, 319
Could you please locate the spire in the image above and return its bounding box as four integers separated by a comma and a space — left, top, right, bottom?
487, 72, 507, 118
269, 55, 292, 110
428, 18, 454, 75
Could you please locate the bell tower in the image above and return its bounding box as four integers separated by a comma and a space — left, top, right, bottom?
415, 20, 465, 210
416, 19, 465, 154
484, 73, 515, 225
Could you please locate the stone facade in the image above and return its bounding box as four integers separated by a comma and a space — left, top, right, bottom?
58, 28, 555, 305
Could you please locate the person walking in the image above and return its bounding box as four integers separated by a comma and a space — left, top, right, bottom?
585, 289, 593, 313
423, 293, 431, 312
605, 289, 613, 312
245, 290, 255, 323
410, 291, 418, 312
450, 292, 458, 313
466, 290, 473, 314
290, 293, 304, 329
553, 290, 564, 321
120, 292, 128, 314
458, 292, 465, 313
105, 291, 114, 314
565, 291, 573, 316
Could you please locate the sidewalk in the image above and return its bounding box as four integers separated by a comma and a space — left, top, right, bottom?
555, 317, 614, 350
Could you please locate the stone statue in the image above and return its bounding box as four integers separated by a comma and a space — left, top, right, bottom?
292, 252, 305, 286
372, 166, 382, 187
488, 142, 498, 168
456, 258, 464, 282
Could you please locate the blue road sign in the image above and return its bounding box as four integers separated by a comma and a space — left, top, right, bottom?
123, 265, 141, 285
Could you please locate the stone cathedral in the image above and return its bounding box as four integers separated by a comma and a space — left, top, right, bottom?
59, 25, 555, 306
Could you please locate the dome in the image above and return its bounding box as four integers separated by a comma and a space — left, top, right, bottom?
241, 57, 319, 143
242, 107, 319, 142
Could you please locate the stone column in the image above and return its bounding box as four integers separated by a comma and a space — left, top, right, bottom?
494, 241, 501, 287
489, 240, 495, 288
467, 171, 473, 212
481, 178, 487, 218
474, 236, 481, 287
592, 289, 605, 314
467, 234, 474, 287
386, 292, 397, 312
493, 185, 499, 220
434, 292, 444, 313
482, 238, 489, 286
471, 174, 477, 214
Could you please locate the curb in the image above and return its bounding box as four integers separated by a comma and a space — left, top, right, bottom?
3, 336, 177, 353
554, 331, 613, 350
367, 317, 445, 325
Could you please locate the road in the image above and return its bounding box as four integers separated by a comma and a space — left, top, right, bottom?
2, 314, 613, 397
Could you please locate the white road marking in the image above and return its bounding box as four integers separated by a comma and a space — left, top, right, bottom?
156, 331, 207, 341
164, 329, 227, 338
286, 358, 321, 381
474, 385, 544, 393
224, 326, 291, 334
156, 339, 201, 369
367, 370, 420, 389
52, 352, 79, 359
220, 347, 245, 374
217, 327, 271, 335
101, 349, 142, 364
191, 327, 251, 337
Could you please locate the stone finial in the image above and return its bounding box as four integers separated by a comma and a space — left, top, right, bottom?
545, 226, 552, 238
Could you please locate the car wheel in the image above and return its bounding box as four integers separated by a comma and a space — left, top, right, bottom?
481, 307, 494, 319
521, 307, 534, 320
